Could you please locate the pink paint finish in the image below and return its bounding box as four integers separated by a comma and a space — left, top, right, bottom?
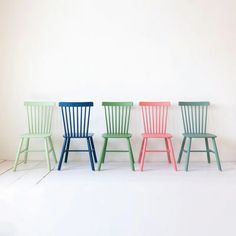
138, 102, 177, 171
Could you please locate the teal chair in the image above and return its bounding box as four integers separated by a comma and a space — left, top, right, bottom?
97, 102, 135, 171
13, 102, 57, 171
178, 102, 222, 171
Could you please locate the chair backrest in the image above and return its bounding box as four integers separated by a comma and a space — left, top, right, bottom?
139, 102, 170, 134
102, 102, 133, 134
59, 102, 93, 137
179, 101, 210, 134
24, 101, 55, 134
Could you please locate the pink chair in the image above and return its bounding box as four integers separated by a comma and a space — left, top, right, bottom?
138, 102, 177, 171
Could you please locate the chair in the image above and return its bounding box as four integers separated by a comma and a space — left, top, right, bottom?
138, 102, 177, 171
178, 101, 222, 171
13, 102, 57, 171
97, 102, 135, 171
57, 102, 97, 171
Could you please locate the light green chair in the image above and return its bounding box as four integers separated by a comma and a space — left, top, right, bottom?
98, 102, 135, 171
178, 101, 222, 171
13, 102, 57, 171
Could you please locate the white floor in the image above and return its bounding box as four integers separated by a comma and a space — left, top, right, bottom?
0, 160, 236, 236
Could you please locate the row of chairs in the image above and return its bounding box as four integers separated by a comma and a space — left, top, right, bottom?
13, 101, 222, 172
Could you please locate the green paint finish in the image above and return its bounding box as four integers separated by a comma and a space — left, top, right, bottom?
98, 102, 135, 171
102, 102, 133, 135
13, 102, 57, 171
178, 101, 222, 171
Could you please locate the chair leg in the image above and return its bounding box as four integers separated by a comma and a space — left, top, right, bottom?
140, 138, 148, 171
102, 139, 107, 164
87, 138, 95, 171
24, 138, 30, 164
205, 138, 211, 164
48, 136, 57, 164
138, 138, 145, 164
64, 138, 71, 163
127, 138, 135, 171
13, 138, 24, 171
212, 138, 222, 171
178, 137, 186, 163
89, 137, 97, 163
58, 138, 67, 170
167, 138, 177, 171
165, 138, 171, 164
98, 138, 108, 171
44, 138, 51, 171
185, 138, 192, 171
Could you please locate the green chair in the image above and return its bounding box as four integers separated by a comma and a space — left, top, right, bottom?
13, 102, 57, 171
178, 101, 222, 171
98, 102, 135, 171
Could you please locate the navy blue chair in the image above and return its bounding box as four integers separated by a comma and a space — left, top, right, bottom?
58, 102, 97, 171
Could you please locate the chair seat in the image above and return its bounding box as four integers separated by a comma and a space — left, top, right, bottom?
21, 133, 51, 138
102, 133, 132, 138
183, 133, 217, 138
63, 133, 94, 138
142, 133, 172, 138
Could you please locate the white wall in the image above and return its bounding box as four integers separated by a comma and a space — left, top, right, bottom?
0, 0, 235, 162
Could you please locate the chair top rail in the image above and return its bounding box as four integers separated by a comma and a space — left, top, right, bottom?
139, 101, 171, 106
102, 102, 133, 106
179, 101, 210, 106
24, 101, 55, 106
59, 102, 94, 107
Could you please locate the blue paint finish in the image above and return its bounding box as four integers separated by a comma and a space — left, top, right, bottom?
58, 102, 96, 171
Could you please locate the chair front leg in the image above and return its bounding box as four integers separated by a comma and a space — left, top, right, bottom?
127, 138, 135, 171
205, 138, 211, 163
167, 138, 177, 171
165, 138, 171, 164
212, 138, 222, 171
138, 138, 145, 164
58, 138, 67, 170
178, 137, 186, 163
24, 138, 30, 164
98, 138, 108, 171
185, 138, 192, 171
87, 138, 95, 171
48, 136, 57, 164
13, 137, 24, 171
89, 137, 97, 163
140, 138, 148, 171
64, 138, 71, 163
44, 138, 51, 171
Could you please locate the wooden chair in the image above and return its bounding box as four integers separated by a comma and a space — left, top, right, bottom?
178, 101, 222, 171
97, 102, 135, 171
57, 102, 97, 171
138, 102, 177, 171
13, 102, 57, 171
